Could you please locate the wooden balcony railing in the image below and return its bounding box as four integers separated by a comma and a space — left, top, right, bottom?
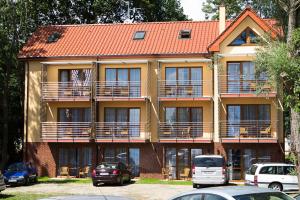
95, 81, 142, 99
41, 122, 92, 141
42, 82, 91, 101
220, 120, 277, 139
159, 122, 213, 140
219, 76, 276, 95
95, 122, 149, 141
158, 80, 212, 98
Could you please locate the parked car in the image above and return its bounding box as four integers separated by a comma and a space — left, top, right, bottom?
4, 162, 38, 186
293, 194, 300, 200
92, 162, 132, 186
245, 163, 298, 191
0, 170, 6, 192
169, 186, 294, 200
192, 155, 228, 188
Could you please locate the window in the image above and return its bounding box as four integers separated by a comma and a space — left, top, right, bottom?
284, 166, 296, 175
179, 29, 191, 39
105, 68, 141, 97
260, 166, 277, 174
174, 194, 203, 200
59, 69, 91, 84
229, 28, 258, 46
204, 194, 227, 200
58, 108, 91, 122
133, 31, 146, 40
165, 67, 203, 96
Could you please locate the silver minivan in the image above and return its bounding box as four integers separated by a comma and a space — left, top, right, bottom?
192, 155, 228, 188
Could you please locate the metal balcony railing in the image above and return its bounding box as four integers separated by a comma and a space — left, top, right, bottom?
219, 75, 276, 94
95, 81, 141, 98
159, 122, 213, 140
41, 122, 92, 141
220, 120, 277, 139
95, 122, 149, 140
158, 80, 212, 98
42, 82, 91, 101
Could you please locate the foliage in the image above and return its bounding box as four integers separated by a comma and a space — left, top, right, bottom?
255, 28, 300, 112
38, 177, 92, 184
136, 178, 192, 185
0, 193, 53, 200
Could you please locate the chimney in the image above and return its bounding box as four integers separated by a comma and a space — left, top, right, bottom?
219, 2, 226, 34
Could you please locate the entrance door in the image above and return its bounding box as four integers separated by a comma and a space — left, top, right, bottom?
165, 148, 176, 179
129, 148, 140, 177
227, 149, 242, 180
177, 148, 189, 179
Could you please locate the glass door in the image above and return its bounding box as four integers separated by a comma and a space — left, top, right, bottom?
129, 108, 140, 137
242, 62, 255, 92
227, 106, 241, 137
129, 69, 140, 97
227, 149, 242, 180
191, 68, 202, 96
178, 68, 189, 96
165, 148, 176, 179
129, 148, 140, 177
191, 108, 203, 137
178, 148, 189, 180
228, 63, 241, 93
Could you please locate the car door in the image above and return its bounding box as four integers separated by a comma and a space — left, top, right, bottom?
258, 166, 279, 187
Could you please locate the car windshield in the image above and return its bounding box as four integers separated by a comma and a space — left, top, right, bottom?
246, 165, 258, 175
233, 192, 294, 200
97, 163, 117, 169
193, 157, 224, 167
7, 163, 26, 172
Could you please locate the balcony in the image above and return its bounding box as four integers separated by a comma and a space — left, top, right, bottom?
41, 122, 92, 142
42, 82, 91, 101
95, 122, 149, 143
220, 120, 277, 143
95, 81, 146, 101
219, 76, 276, 97
159, 122, 213, 143
158, 80, 212, 101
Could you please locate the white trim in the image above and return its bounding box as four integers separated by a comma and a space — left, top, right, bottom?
40, 61, 94, 65
157, 58, 212, 63
217, 53, 256, 57
96, 60, 149, 64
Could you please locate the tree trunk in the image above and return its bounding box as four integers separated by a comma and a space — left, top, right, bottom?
0, 82, 9, 170
291, 109, 300, 190
287, 8, 297, 42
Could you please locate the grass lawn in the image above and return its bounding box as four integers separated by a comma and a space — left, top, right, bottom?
136, 178, 192, 185
0, 193, 53, 200
38, 177, 92, 184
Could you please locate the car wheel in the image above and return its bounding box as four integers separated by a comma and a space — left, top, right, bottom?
93, 182, 98, 187
119, 177, 124, 186
268, 182, 283, 191
24, 177, 29, 186
33, 176, 38, 183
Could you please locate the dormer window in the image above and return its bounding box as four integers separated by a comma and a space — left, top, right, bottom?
179, 29, 191, 39
229, 28, 258, 46
133, 31, 146, 40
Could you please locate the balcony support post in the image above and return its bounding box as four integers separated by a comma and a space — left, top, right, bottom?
214, 55, 220, 143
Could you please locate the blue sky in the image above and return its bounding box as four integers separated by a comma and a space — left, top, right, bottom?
180, 0, 207, 20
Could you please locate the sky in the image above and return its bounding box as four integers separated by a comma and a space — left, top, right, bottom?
180, 0, 207, 21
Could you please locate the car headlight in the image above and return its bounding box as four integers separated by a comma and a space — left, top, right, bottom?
18, 176, 24, 179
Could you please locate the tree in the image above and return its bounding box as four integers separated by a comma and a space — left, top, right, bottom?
0, 0, 188, 170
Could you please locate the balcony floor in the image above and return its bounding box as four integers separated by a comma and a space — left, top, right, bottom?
221, 138, 278, 143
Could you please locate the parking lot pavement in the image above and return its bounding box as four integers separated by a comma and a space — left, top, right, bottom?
2, 182, 192, 200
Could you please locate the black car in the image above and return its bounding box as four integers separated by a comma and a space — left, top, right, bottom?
92, 162, 132, 186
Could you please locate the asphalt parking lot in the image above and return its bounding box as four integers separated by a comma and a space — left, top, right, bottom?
1, 182, 192, 200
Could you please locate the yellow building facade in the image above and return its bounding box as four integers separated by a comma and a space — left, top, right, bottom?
21, 7, 284, 180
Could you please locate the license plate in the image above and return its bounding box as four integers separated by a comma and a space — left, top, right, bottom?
8, 179, 17, 183
204, 171, 214, 175
100, 173, 109, 176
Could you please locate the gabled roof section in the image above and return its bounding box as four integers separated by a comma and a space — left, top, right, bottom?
19, 21, 226, 59
208, 7, 280, 52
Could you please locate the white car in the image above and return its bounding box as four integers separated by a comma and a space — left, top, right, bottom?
192, 155, 228, 188
245, 163, 298, 191
0, 170, 6, 192
169, 186, 294, 200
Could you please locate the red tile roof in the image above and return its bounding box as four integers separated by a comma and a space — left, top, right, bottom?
19, 10, 279, 59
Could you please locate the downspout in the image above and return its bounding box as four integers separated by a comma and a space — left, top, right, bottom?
24, 61, 29, 162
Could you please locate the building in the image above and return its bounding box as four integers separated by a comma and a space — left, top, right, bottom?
19, 7, 284, 180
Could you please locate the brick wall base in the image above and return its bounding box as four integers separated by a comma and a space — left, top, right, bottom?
25, 142, 284, 178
